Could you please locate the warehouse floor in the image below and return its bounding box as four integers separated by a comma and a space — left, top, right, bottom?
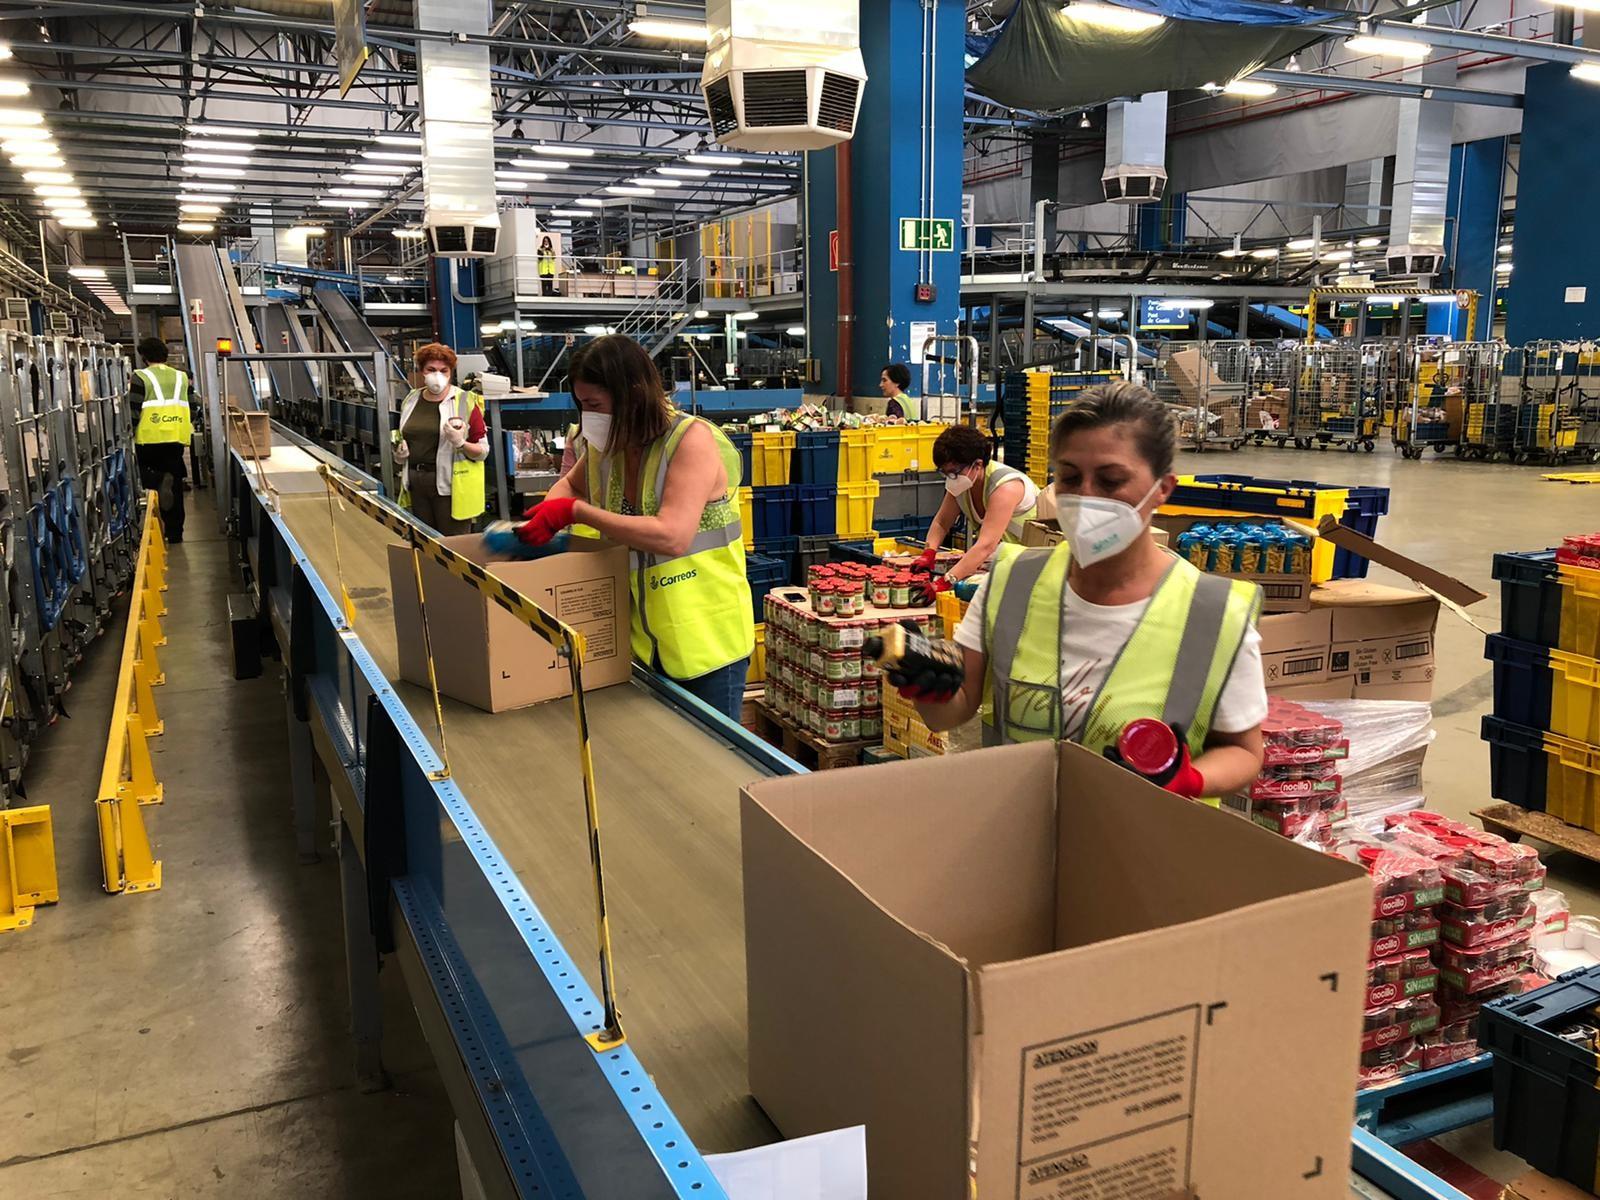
0, 450, 1596, 1197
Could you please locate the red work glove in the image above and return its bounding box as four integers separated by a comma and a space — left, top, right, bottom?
873, 620, 964, 705
930, 575, 953, 595
1103, 721, 1207, 799
914, 547, 939, 570
517, 496, 577, 547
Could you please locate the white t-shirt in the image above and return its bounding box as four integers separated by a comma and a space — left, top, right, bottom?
953, 572, 1268, 742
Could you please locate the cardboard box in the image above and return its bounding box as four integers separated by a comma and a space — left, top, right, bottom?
1259, 609, 1334, 690
387, 537, 631, 712
742, 741, 1372, 1200
226, 406, 271, 460
1317, 581, 1440, 648
1164, 347, 1204, 405
1154, 514, 1313, 613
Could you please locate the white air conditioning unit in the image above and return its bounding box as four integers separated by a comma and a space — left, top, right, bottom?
418, 2, 500, 258
700, 0, 867, 152
48, 311, 70, 333
3, 297, 27, 332
1101, 163, 1167, 205
1386, 244, 1444, 278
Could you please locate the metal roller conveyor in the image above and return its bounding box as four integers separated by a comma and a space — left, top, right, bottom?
230, 425, 1476, 1200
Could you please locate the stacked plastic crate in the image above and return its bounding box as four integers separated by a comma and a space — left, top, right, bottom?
1482, 536, 1600, 829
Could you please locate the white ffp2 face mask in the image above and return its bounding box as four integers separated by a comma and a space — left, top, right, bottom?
1055, 478, 1163, 566
943, 470, 975, 497
423, 371, 449, 395
580, 411, 613, 455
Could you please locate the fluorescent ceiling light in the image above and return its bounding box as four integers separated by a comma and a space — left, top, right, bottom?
176, 222, 214, 233
1249, 248, 1280, 259
1357, 237, 1382, 248
1572, 62, 1600, 84
1320, 249, 1353, 261
318, 198, 371, 208
637, 175, 680, 187
180, 204, 223, 215
0, 44, 11, 61
363, 149, 421, 161
1166, 298, 1214, 310
0, 80, 29, 98
659, 166, 712, 177
23, 170, 72, 184
582, 324, 615, 336
183, 165, 246, 177
786, 326, 806, 336
1498, 242, 1512, 254
374, 134, 421, 146
347, 160, 410, 174
480, 322, 502, 336
186, 123, 258, 137
1496, 261, 1513, 272
606, 185, 653, 195
495, 179, 528, 190
628, 17, 709, 42
693, 309, 710, 318
67, 266, 106, 278
576, 197, 605, 207
1, 128, 53, 144
182, 152, 253, 165
291, 225, 326, 236
0, 108, 45, 126
1219, 248, 1244, 258
1062, 2, 1167, 32
393, 228, 426, 239
497, 169, 547, 181
550, 208, 591, 217
1286, 238, 1316, 251
330, 187, 382, 197
34, 184, 82, 197
1345, 34, 1431, 60
1223, 78, 1277, 97
530, 143, 596, 158
733, 310, 760, 320
184, 138, 254, 153
178, 194, 232, 206
686, 152, 745, 166
1094, 309, 1126, 318
9, 154, 64, 167
513, 157, 569, 171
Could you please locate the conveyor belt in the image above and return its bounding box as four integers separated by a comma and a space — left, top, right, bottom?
311, 287, 408, 398
171, 242, 264, 408
254, 303, 320, 408
255, 439, 778, 1153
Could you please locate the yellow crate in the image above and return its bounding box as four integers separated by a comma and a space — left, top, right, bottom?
751, 430, 795, 486
738, 486, 754, 550
913, 424, 948, 471
1550, 649, 1600, 743
935, 589, 969, 639
882, 709, 950, 755
836, 479, 881, 538
1558, 561, 1600, 661
747, 623, 766, 685
1541, 730, 1600, 832
838, 428, 879, 482
870, 426, 921, 474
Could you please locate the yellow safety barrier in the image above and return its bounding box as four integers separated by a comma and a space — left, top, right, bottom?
96, 491, 168, 896
317, 467, 626, 1050
0, 805, 59, 932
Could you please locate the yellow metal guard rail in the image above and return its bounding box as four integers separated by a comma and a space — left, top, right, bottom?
96, 490, 169, 895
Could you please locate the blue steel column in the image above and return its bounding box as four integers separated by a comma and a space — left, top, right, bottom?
803, 0, 965, 398
1507, 64, 1600, 342
1428, 137, 1505, 339
432, 258, 481, 352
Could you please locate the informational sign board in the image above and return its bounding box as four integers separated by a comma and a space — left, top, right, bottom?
1138, 298, 1192, 330
908, 321, 937, 365
829, 229, 840, 272
334, 0, 371, 98
899, 218, 955, 253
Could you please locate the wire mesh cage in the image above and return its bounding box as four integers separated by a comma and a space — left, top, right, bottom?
1148, 342, 1247, 452
1293, 341, 1381, 452
1439, 341, 1513, 460
1512, 341, 1600, 464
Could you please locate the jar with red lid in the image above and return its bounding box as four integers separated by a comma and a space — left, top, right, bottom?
890, 574, 912, 608
869, 573, 892, 607
815, 583, 838, 616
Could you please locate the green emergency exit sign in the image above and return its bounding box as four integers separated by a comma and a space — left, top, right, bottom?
900, 218, 956, 252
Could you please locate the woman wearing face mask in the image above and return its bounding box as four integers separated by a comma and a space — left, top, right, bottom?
507, 335, 752, 719
913, 424, 1043, 585
891, 382, 1267, 801
394, 343, 490, 535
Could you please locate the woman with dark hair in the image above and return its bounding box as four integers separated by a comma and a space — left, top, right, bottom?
507, 334, 752, 718
878, 362, 912, 420
915, 423, 1043, 584
393, 342, 489, 535
885, 381, 1267, 801
537, 236, 557, 295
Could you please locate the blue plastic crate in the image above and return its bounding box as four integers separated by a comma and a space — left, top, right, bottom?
874, 514, 926, 538
745, 552, 789, 623
1494, 550, 1562, 649
750, 485, 797, 541
1484, 634, 1553, 731
1480, 714, 1549, 812
726, 431, 753, 488
792, 430, 841, 486
751, 536, 797, 584
796, 484, 838, 537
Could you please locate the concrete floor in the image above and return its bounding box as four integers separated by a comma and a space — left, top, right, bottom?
0, 450, 1595, 1197
0, 493, 458, 1199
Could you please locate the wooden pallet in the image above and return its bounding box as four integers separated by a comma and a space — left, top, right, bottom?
752, 703, 872, 770
1472, 803, 1600, 864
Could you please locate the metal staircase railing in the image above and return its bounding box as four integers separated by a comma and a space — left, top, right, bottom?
614, 259, 694, 356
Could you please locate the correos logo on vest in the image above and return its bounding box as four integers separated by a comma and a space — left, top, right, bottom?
653, 568, 698, 590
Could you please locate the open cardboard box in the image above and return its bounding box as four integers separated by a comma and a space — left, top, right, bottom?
742, 741, 1372, 1200
1153, 513, 1313, 613
387, 535, 631, 712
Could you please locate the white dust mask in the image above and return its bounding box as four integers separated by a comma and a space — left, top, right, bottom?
423, 371, 449, 395
581, 411, 614, 455
1055, 478, 1163, 566
943, 470, 975, 497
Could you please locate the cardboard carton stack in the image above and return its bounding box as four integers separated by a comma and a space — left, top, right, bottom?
1260, 580, 1439, 702
1156, 514, 1315, 613
761, 587, 938, 745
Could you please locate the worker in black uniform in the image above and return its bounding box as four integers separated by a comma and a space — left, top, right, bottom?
126, 336, 197, 542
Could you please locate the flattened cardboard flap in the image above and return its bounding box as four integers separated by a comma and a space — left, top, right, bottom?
1315, 515, 1486, 607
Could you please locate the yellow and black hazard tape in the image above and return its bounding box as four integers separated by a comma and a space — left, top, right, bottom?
319, 466, 586, 660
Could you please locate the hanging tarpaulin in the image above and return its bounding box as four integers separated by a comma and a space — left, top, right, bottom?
966, 0, 1333, 112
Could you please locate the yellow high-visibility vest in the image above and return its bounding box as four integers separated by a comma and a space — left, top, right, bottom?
134, 365, 193, 446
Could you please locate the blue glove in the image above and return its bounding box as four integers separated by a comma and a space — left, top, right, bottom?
482, 522, 572, 560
